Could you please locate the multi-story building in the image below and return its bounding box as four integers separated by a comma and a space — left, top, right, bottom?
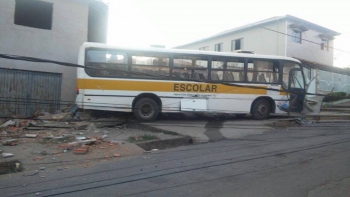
175, 15, 350, 95
0, 0, 109, 116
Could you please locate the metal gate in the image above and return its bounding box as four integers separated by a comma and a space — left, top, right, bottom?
0, 68, 62, 117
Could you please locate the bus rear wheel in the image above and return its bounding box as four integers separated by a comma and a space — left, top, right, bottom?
251, 99, 271, 120
133, 98, 159, 122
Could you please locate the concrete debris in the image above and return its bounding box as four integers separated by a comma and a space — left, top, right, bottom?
68, 138, 97, 146
0, 120, 15, 128
2, 153, 14, 158
101, 134, 108, 139
43, 135, 55, 139
2, 139, 19, 146
86, 123, 97, 131
37, 112, 73, 122
73, 111, 91, 121
40, 167, 46, 170
76, 136, 87, 140
14, 119, 20, 127
74, 122, 91, 130
72, 132, 84, 135
24, 134, 37, 138
23, 170, 39, 176
296, 116, 313, 125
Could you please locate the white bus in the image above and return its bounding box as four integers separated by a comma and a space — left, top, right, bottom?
75, 42, 319, 121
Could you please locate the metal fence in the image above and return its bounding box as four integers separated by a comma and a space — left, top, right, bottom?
0, 68, 62, 117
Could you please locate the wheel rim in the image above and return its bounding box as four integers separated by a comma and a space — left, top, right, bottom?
257, 104, 268, 117
140, 104, 153, 117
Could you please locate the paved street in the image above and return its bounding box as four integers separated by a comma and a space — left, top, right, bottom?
1, 122, 350, 197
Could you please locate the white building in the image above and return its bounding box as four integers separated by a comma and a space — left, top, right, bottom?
0, 0, 108, 116
175, 15, 349, 95
175, 15, 339, 66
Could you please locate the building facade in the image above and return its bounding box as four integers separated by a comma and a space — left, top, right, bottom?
175, 15, 344, 94
0, 0, 108, 116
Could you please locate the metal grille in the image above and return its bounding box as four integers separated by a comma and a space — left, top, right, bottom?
319, 70, 350, 93
0, 68, 62, 117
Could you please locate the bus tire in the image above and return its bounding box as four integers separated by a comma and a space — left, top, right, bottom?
133, 98, 159, 122
251, 99, 271, 120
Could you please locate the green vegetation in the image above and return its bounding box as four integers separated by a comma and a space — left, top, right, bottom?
128, 134, 159, 143
323, 92, 349, 102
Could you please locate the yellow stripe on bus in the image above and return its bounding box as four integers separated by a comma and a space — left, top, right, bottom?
77, 78, 267, 95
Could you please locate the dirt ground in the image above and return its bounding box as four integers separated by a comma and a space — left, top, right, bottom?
0, 115, 183, 174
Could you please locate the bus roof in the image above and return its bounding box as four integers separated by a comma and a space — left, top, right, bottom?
81, 42, 301, 63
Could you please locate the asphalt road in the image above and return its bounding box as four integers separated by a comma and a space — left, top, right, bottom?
1, 122, 350, 197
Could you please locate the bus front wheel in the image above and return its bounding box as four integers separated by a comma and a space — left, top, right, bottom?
133, 98, 159, 122
251, 99, 271, 120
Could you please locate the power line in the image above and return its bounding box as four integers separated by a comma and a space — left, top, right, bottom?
260, 26, 350, 54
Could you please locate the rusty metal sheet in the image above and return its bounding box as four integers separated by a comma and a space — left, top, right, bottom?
0, 68, 62, 117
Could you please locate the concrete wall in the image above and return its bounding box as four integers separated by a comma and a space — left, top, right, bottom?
0, 0, 89, 104
88, 1, 108, 43
286, 20, 334, 66
178, 19, 287, 56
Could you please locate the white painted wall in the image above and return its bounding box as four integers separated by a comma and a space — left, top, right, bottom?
0, 0, 88, 104
286, 21, 334, 66
178, 19, 287, 56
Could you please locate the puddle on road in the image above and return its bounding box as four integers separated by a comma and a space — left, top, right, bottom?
204, 120, 226, 141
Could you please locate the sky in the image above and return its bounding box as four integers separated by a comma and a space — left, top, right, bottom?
106, 0, 350, 68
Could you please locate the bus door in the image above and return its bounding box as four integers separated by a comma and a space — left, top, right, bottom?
288, 68, 306, 112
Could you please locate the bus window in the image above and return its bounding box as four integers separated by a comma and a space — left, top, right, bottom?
173, 56, 208, 80
247, 60, 279, 83
85, 50, 128, 77
211, 59, 244, 82
131, 54, 170, 78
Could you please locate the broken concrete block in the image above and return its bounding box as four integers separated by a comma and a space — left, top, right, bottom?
2, 139, 19, 146
0, 120, 15, 128
86, 123, 96, 131
14, 119, 20, 128
68, 138, 97, 146
76, 136, 87, 140
2, 153, 14, 158
73, 122, 91, 130
25, 134, 37, 138
73, 145, 89, 154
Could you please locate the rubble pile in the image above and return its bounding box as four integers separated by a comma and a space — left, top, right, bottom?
0, 110, 127, 159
